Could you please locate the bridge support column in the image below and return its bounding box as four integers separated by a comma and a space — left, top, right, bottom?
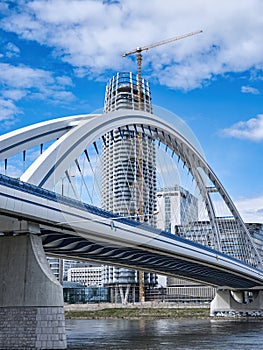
0, 233, 67, 349
210, 289, 263, 317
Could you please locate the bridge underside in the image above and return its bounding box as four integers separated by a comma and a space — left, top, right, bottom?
40, 228, 260, 290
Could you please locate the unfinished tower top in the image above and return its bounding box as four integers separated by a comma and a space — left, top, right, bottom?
104, 72, 152, 114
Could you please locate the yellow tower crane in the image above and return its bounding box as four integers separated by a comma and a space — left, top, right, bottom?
121, 29, 203, 303
122, 29, 203, 110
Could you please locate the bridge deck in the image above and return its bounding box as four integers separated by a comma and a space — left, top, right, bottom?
0, 174, 263, 289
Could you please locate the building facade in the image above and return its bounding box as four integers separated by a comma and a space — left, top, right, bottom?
166, 221, 263, 303
101, 72, 158, 303
104, 71, 152, 114
102, 72, 156, 224
67, 266, 103, 287
155, 186, 213, 299
246, 222, 263, 261
166, 277, 216, 302
156, 186, 198, 233
47, 257, 63, 283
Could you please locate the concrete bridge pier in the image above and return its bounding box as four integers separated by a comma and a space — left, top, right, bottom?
210, 288, 263, 317
0, 227, 67, 349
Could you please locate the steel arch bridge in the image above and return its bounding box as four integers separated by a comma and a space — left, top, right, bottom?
0, 108, 262, 288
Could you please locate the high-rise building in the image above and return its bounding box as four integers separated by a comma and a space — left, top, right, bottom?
156, 186, 198, 233
177, 219, 258, 263
101, 72, 158, 303
101, 128, 156, 225
165, 221, 263, 303
245, 222, 263, 261
104, 71, 152, 114
102, 72, 156, 224
156, 186, 201, 294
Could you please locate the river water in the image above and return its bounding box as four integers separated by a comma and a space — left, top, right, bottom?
66, 318, 263, 349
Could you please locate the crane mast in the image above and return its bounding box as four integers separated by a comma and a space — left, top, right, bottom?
121, 29, 203, 303
122, 29, 203, 110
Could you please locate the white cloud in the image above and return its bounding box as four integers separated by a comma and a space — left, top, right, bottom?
0, 63, 76, 123
56, 76, 74, 87
235, 195, 263, 223
2, 89, 27, 101
0, 98, 21, 125
241, 86, 260, 94
0, 63, 50, 89
221, 114, 263, 141
1, 0, 263, 90
5, 42, 20, 58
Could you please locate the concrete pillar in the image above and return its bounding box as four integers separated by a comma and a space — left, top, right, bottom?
0, 234, 67, 349
210, 289, 263, 317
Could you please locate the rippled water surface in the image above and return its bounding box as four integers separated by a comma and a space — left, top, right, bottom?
66, 318, 263, 349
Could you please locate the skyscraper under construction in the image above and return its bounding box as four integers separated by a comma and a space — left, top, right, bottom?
101, 72, 157, 303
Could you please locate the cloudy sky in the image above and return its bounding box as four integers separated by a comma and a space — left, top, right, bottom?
0, 0, 263, 222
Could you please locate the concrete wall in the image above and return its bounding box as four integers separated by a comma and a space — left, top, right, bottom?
210, 289, 263, 316
0, 233, 67, 349
0, 234, 63, 307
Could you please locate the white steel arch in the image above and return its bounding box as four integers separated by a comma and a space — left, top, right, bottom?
20, 110, 206, 188
0, 114, 98, 161
16, 110, 242, 224
1, 109, 262, 269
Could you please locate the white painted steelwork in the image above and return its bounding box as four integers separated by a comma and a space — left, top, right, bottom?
0, 107, 262, 273
0, 175, 263, 289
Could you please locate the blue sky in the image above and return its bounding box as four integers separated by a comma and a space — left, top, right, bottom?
0, 0, 263, 222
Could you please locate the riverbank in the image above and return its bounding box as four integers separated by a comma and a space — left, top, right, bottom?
65, 302, 210, 319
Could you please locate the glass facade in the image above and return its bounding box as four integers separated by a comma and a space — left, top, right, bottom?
156, 186, 198, 233
63, 282, 109, 304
